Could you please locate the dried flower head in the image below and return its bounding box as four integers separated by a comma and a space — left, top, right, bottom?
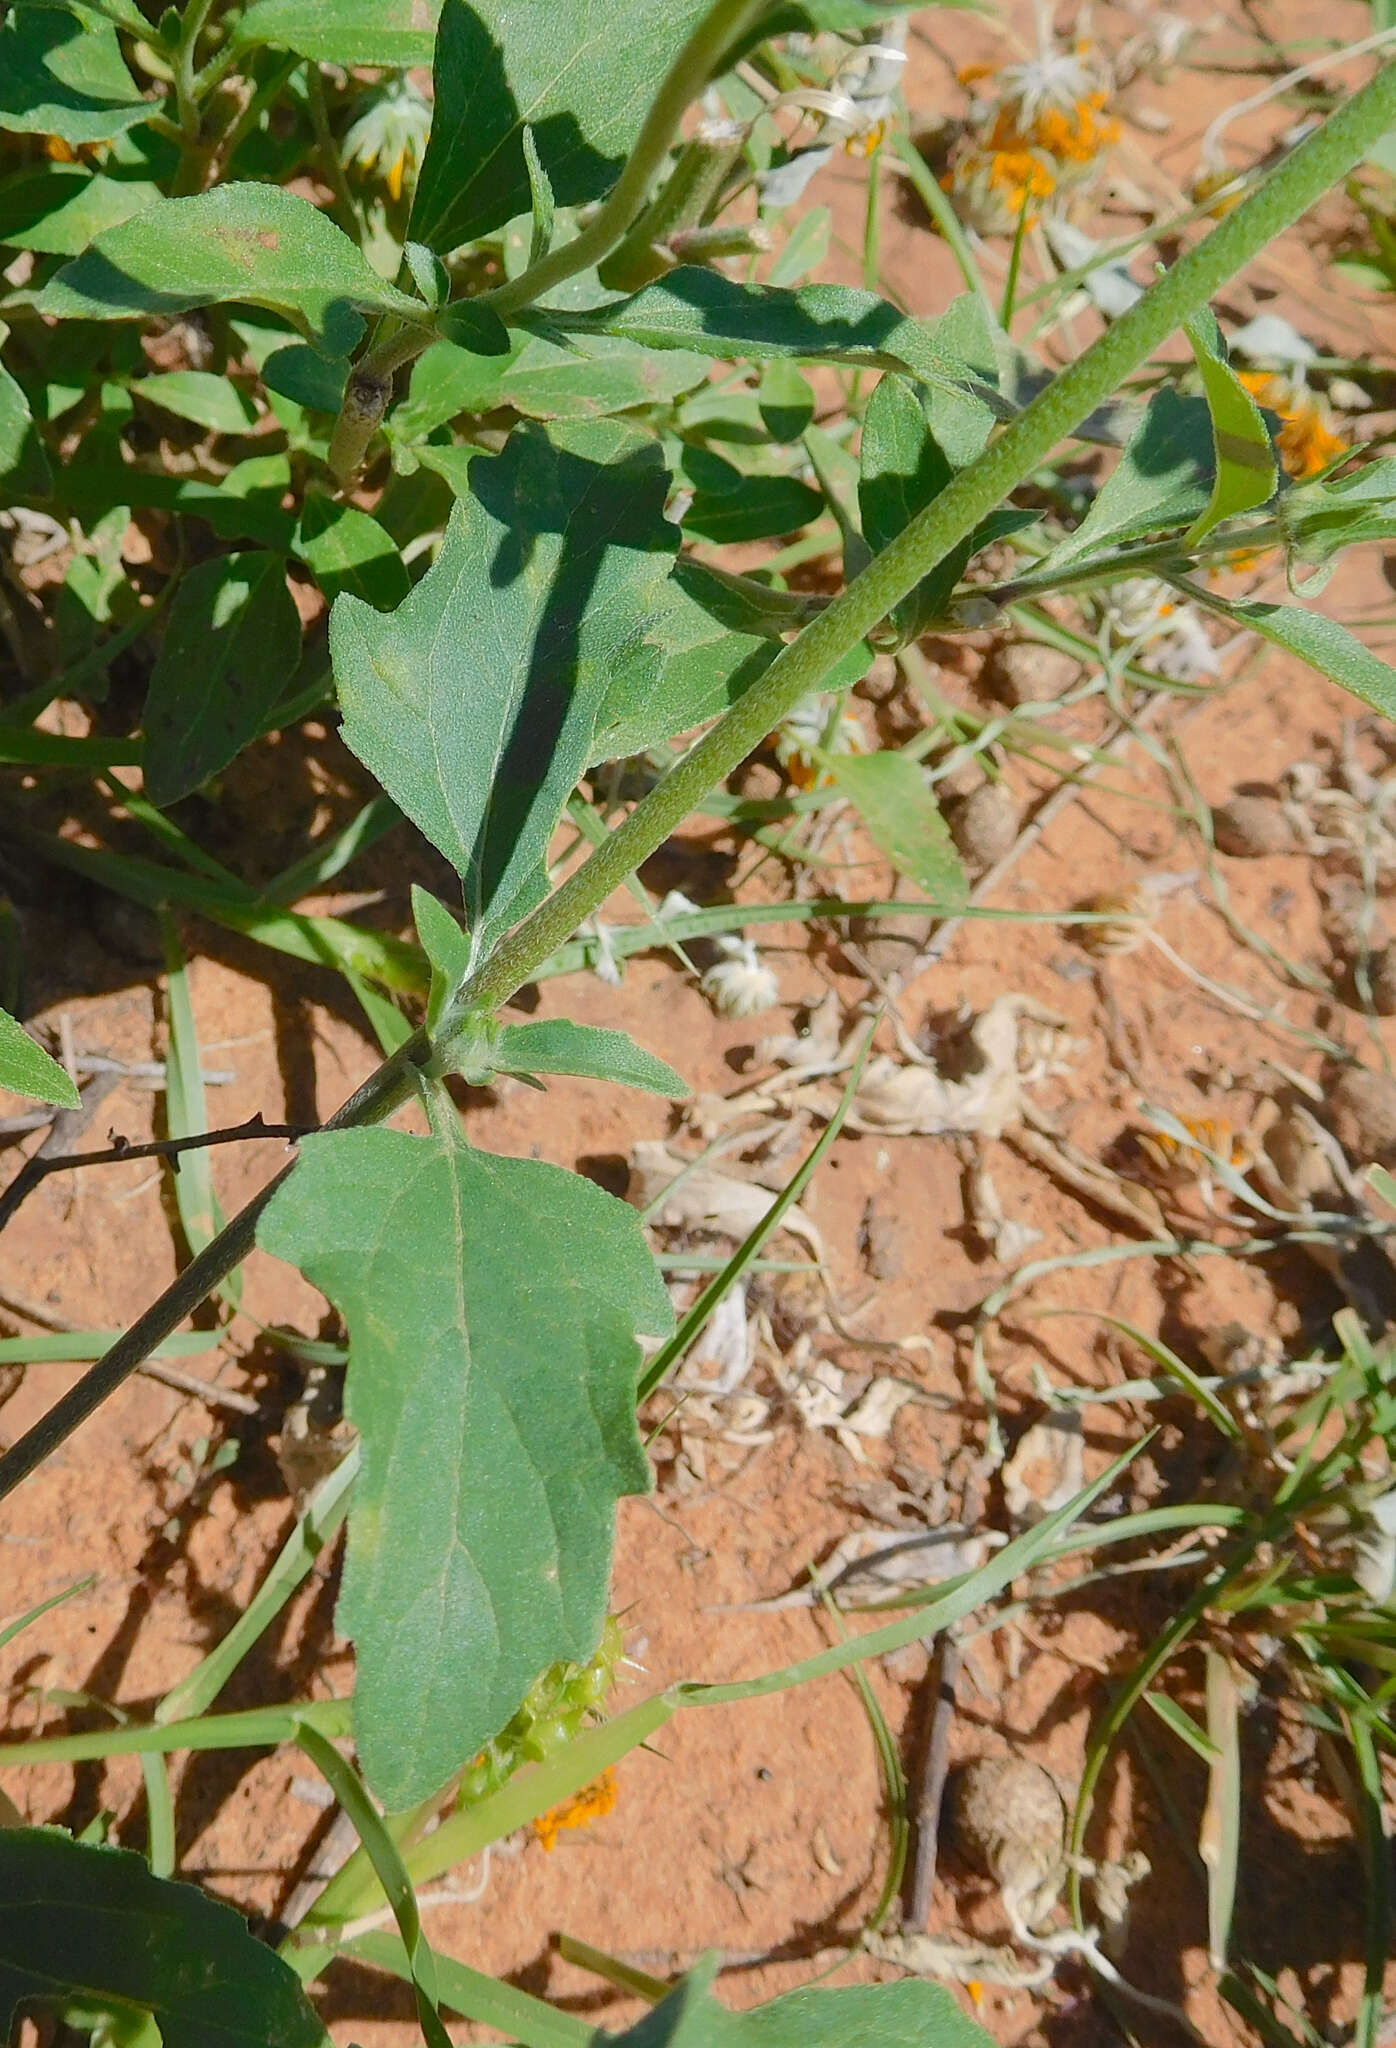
700, 935, 781, 1018
1076, 886, 1153, 957
1136, 1112, 1256, 1188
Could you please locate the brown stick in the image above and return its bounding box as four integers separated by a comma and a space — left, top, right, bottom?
905, 1632, 963, 1933
0, 1113, 309, 1235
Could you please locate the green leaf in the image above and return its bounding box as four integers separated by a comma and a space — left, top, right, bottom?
604, 1961, 991, 2047
38, 185, 423, 358
294, 1725, 453, 2048
411, 884, 471, 1035
143, 552, 301, 807
261, 343, 348, 414
494, 1019, 686, 1095
0, 358, 53, 497
0, 165, 160, 254
0, 1006, 78, 1108
577, 268, 994, 401
410, 0, 712, 252
757, 359, 815, 442
856, 376, 1036, 640
331, 419, 676, 956
1143, 1688, 1220, 1763
522, 124, 555, 266
831, 752, 969, 907
295, 496, 410, 610
0, 5, 151, 145
858, 371, 954, 641
588, 577, 776, 763
1045, 386, 1216, 570
257, 1122, 672, 1808
1182, 310, 1278, 546
132, 371, 260, 435
1183, 584, 1396, 721
860, 374, 951, 555
394, 332, 708, 437
1280, 457, 1396, 568
684, 473, 823, 544
234, 0, 443, 64
0, 1828, 326, 2047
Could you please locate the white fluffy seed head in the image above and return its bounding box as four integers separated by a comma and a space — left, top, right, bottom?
700, 936, 781, 1018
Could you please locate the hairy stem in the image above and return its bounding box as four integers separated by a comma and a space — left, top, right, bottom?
1, 59, 1393, 1502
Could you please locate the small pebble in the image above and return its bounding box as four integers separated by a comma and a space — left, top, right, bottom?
983, 640, 1080, 706
1212, 792, 1295, 858
947, 781, 1019, 868
947, 1755, 1066, 1900
1329, 1064, 1396, 1168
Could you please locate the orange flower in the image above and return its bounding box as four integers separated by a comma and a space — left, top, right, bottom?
532, 1768, 618, 1852
1238, 371, 1346, 479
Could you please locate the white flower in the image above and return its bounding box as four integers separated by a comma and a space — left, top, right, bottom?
998, 47, 1099, 128
700, 936, 781, 1018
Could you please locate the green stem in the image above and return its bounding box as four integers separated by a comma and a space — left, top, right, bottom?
0, 59, 1392, 1501
325, 0, 771, 477
170, 0, 218, 191
481, 0, 772, 316
305, 63, 364, 244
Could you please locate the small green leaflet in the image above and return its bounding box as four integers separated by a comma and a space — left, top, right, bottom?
493, 1019, 687, 1096
522, 124, 555, 266
132, 372, 260, 436
295, 496, 410, 610
576, 268, 997, 407
858, 371, 956, 643
1044, 386, 1217, 571
1182, 310, 1278, 547
38, 185, 424, 358
332, 419, 677, 958
234, 0, 444, 65
392, 333, 709, 438
412, 884, 471, 1035
1280, 457, 1396, 568
757, 360, 815, 442
0, 5, 151, 145
258, 1123, 672, 1808
0, 1007, 79, 1109
0, 1829, 325, 2048
410, 0, 713, 252
143, 552, 301, 807
832, 753, 969, 908
684, 474, 823, 545
1183, 581, 1396, 722
0, 359, 52, 496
